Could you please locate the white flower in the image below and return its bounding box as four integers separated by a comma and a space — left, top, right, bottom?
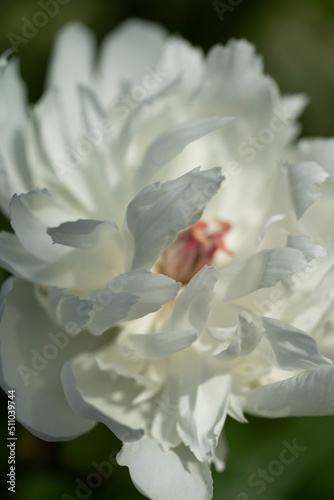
0, 19, 332, 500
62, 208, 333, 500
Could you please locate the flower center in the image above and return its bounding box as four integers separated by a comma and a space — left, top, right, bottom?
159, 219, 233, 284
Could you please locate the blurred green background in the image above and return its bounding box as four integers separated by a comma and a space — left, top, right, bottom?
0, 0, 334, 499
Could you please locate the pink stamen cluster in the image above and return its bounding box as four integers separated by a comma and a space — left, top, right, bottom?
160, 220, 233, 284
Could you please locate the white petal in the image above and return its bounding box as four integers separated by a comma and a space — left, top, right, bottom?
117, 436, 213, 500
287, 235, 327, 262
202, 40, 267, 112
150, 375, 181, 449
277, 94, 309, 145
176, 350, 231, 461
206, 326, 235, 343
214, 312, 265, 361
171, 266, 219, 332
0, 277, 13, 323
47, 218, 124, 275
289, 139, 334, 244
209, 433, 228, 472
197, 304, 245, 356
1, 191, 125, 289
98, 19, 167, 103
61, 361, 143, 442
297, 137, 334, 182
39, 284, 135, 339
81, 289, 138, 336
48, 218, 115, 248
158, 35, 204, 91
83, 271, 180, 334
78, 85, 108, 134
134, 117, 233, 189
227, 393, 247, 423
28, 90, 66, 175
46, 22, 96, 142
96, 339, 146, 376
280, 94, 309, 121
287, 161, 329, 219
115, 74, 182, 172
200, 40, 305, 151
0, 232, 122, 291
48, 218, 127, 287
217, 247, 308, 302
34, 91, 115, 217
109, 270, 181, 322
46, 22, 95, 90
245, 365, 334, 417
10, 189, 69, 261
127, 167, 224, 270
0, 232, 73, 287
0, 49, 14, 65
281, 263, 334, 334
255, 214, 286, 250
260, 317, 332, 371
61, 343, 160, 437
124, 330, 198, 359
0, 278, 103, 440
0, 56, 31, 214
53, 292, 95, 333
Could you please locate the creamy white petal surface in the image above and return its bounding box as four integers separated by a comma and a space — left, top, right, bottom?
117, 436, 213, 500
244, 365, 334, 417
287, 161, 329, 220
0, 278, 102, 440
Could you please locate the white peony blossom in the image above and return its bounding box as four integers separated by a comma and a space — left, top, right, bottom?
0, 19, 333, 500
